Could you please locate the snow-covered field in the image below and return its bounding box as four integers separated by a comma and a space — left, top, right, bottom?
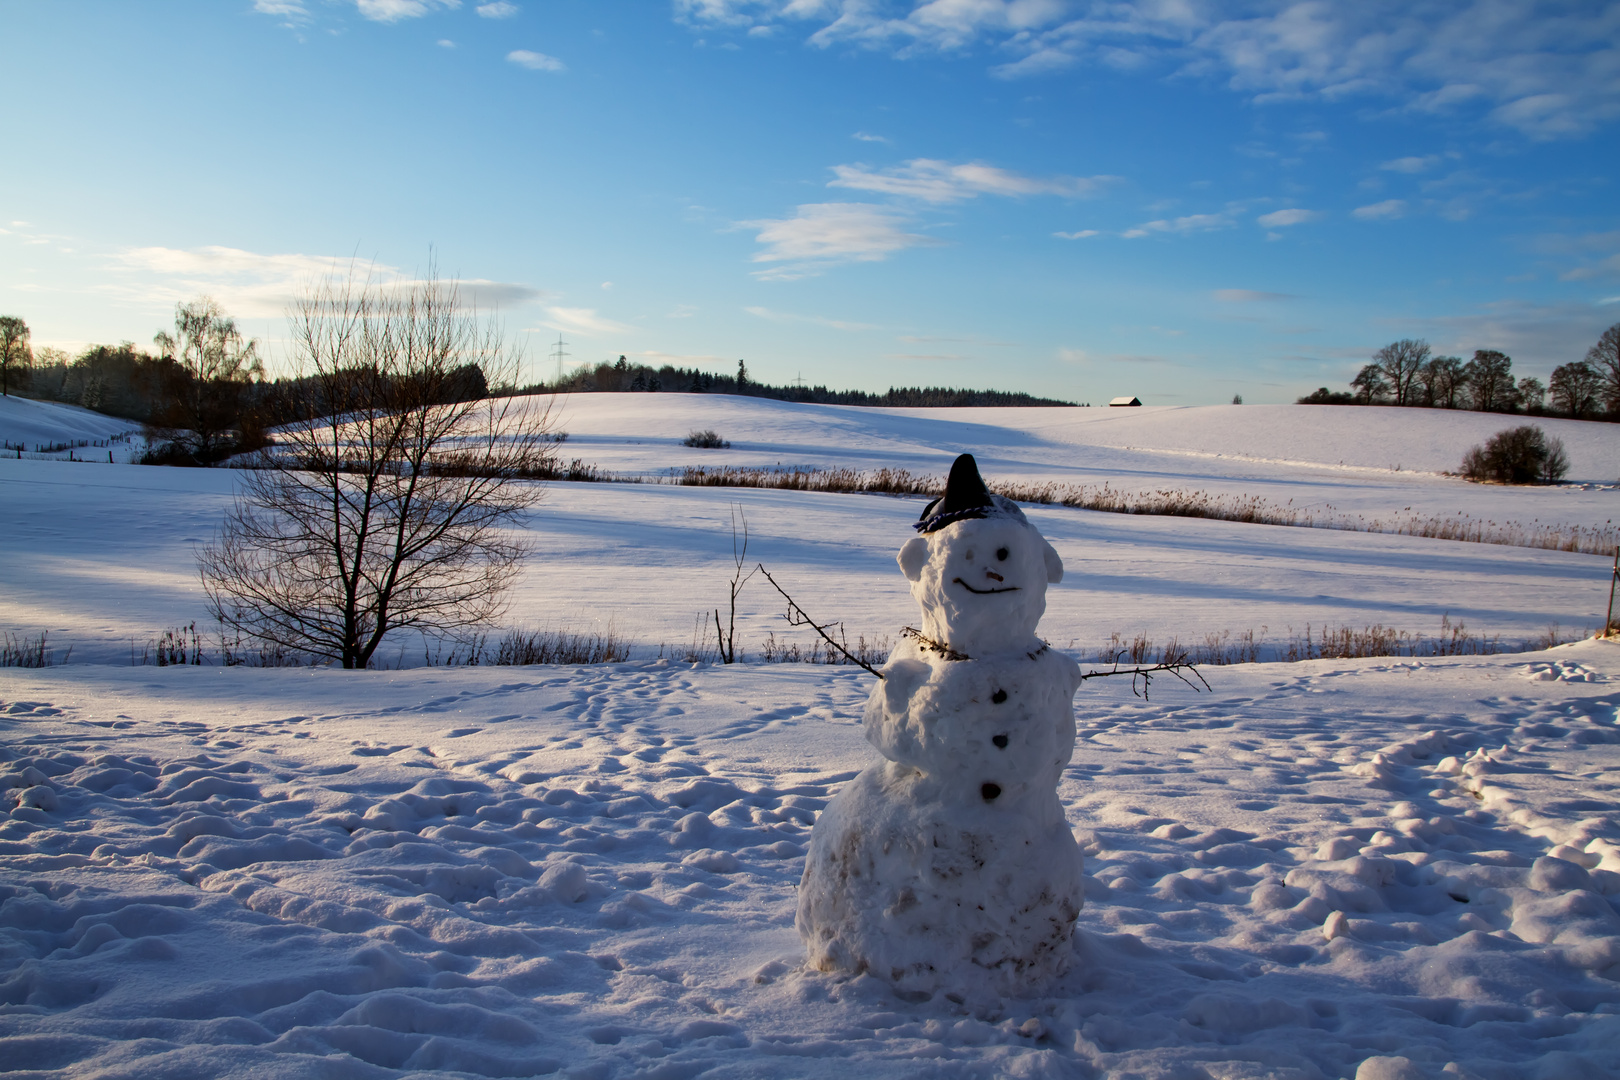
3, 395, 1619, 1079
0, 397, 141, 463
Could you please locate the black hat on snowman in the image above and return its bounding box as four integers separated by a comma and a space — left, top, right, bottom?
915, 453, 1029, 533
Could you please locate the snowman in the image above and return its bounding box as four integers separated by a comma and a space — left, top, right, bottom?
797, 453, 1084, 998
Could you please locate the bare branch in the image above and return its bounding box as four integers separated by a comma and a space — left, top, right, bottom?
757, 564, 887, 679
1079, 660, 1210, 700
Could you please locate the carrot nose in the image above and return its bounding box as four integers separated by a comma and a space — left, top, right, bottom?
986, 571, 1004, 582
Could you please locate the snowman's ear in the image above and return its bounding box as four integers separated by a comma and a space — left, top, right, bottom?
1042, 540, 1064, 584
898, 537, 929, 582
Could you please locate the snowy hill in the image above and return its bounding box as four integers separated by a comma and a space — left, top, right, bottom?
3, 394, 1620, 1079
538, 394, 1620, 483
0, 394, 141, 461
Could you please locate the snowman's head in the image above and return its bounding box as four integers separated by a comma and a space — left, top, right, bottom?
897, 458, 1063, 656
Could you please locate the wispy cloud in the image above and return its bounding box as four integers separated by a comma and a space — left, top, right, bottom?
1256, 208, 1321, 228
1419, 299, 1618, 369
675, 1, 1620, 140
356, 0, 460, 23
852, 131, 889, 143
829, 158, 1114, 203
738, 203, 936, 279
537, 306, 631, 337
476, 1, 518, 17
508, 49, 564, 71
107, 245, 542, 319
1381, 155, 1441, 173
744, 305, 880, 331
1121, 213, 1233, 239
1058, 346, 1169, 365
1213, 289, 1295, 303
253, 0, 310, 23
1054, 230, 1098, 239
1353, 199, 1407, 220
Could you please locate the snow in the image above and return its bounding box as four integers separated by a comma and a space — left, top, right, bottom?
2, 395, 1619, 1078
0, 395, 141, 462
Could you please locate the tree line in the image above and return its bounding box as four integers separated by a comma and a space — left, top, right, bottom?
1300, 323, 1620, 421
0, 302, 487, 465
533, 355, 1076, 408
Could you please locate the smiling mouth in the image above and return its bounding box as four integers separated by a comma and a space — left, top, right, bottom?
952, 577, 1020, 594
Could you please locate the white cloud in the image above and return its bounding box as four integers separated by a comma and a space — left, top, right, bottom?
829, 158, 1113, 203
253, 0, 310, 20
1353, 199, 1407, 221
507, 49, 565, 71
852, 131, 889, 143
675, 1, 1620, 140
1121, 213, 1233, 239
106, 245, 542, 320
476, 1, 519, 17
739, 203, 936, 279
537, 306, 631, 337
1560, 254, 1620, 282
1381, 155, 1440, 173
356, 0, 460, 23
1058, 345, 1167, 365
1054, 229, 1098, 239
743, 305, 879, 331
1256, 208, 1321, 228
438, 38, 455, 47
1213, 289, 1294, 303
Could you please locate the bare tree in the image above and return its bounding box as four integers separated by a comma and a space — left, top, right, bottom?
1464, 350, 1517, 412
0, 316, 31, 397
200, 272, 558, 669
1516, 375, 1546, 413
1350, 363, 1389, 405
148, 298, 264, 463
1585, 322, 1620, 415
714, 505, 757, 664
1549, 360, 1601, 418
1426, 355, 1466, 408
1373, 339, 1430, 406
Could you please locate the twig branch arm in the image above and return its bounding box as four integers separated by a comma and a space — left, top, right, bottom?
757, 564, 887, 679
1079, 661, 1211, 700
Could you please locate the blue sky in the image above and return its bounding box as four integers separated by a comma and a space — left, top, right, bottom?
2, 1, 1617, 404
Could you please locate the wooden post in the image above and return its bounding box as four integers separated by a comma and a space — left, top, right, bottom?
1607, 545, 1619, 639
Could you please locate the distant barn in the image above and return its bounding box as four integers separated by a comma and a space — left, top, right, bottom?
1109, 396, 1142, 407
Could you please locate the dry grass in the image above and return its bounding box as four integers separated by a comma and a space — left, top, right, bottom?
757, 630, 893, 667
670, 465, 1617, 556
472, 454, 1616, 557
1094, 616, 1577, 666
490, 627, 631, 665
2, 632, 70, 668
675, 464, 936, 495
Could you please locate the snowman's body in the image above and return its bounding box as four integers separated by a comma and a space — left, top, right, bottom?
797, 482, 1085, 997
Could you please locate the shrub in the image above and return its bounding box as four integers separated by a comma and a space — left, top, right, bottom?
1460, 425, 1569, 484
683, 429, 730, 448
1298, 387, 1356, 404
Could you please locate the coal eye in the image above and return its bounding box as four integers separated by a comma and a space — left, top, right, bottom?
996, 548, 1008, 561
964, 549, 974, 561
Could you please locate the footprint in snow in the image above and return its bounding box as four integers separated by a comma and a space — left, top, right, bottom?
1519, 662, 1604, 683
